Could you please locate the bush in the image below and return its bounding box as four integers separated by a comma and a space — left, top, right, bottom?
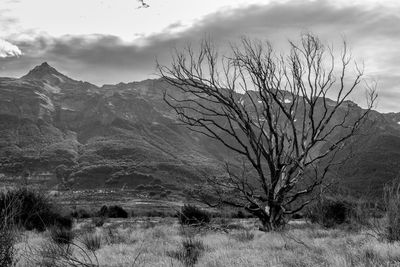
167, 238, 205, 267
70, 209, 92, 219
0, 228, 15, 267
178, 204, 210, 226
53, 214, 73, 229
107, 205, 128, 218
0, 188, 72, 232
92, 217, 106, 227
234, 210, 246, 219
384, 178, 400, 241
144, 210, 171, 217
291, 213, 304, 220
36, 239, 98, 267
305, 198, 351, 227
322, 201, 348, 226
50, 227, 74, 245
97, 205, 128, 218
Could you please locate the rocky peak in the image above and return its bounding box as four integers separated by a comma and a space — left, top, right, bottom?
21, 62, 73, 84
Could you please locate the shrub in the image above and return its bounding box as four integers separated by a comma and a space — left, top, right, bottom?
98, 206, 108, 217
305, 198, 352, 228
70, 209, 92, 219
0, 228, 15, 267
36, 239, 98, 267
291, 213, 303, 220
50, 227, 74, 245
0, 188, 72, 232
92, 217, 106, 227
167, 238, 205, 267
81, 233, 102, 251
234, 210, 246, 219
107, 205, 128, 218
97, 205, 128, 218
384, 178, 400, 241
53, 214, 73, 229
178, 204, 210, 226
322, 201, 348, 227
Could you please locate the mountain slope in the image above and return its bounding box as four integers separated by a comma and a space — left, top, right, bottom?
0, 63, 224, 189
0, 62, 399, 195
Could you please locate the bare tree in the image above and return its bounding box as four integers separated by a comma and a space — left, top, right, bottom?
158, 33, 377, 231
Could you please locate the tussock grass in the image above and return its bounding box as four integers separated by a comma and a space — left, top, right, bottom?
231, 229, 255, 242
81, 233, 102, 251
167, 237, 205, 267
11, 218, 400, 266
49, 226, 74, 245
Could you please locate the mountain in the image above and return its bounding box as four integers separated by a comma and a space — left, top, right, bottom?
0, 63, 227, 191
0, 62, 399, 196
22, 62, 71, 82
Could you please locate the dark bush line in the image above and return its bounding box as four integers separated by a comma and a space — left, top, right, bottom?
71, 207, 179, 219
71, 205, 131, 219
141, 210, 176, 218
70, 204, 255, 221
98, 205, 128, 218
70, 209, 92, 219
0, 188, 72, 232
304, 197, 375, 228
210, 209, 255, 219
178, 204, 210, 226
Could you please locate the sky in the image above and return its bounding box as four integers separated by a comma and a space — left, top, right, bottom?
0, 0, 399, 112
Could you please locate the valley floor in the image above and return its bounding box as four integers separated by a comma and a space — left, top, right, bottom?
13, 218, 400, 267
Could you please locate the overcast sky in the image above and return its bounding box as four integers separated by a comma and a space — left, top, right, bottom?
0, 0, 399, 112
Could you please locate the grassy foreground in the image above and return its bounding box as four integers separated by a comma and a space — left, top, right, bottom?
12, 217, 400, 267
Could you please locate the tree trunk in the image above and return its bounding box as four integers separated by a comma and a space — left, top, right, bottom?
258, 205, 285, 232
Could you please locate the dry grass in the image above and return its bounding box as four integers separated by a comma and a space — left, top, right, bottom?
9, 218, 400, 266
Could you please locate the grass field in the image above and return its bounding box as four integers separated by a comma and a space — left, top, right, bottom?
12, 217, 400, 267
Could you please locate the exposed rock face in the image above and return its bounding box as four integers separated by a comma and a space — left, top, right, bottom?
0, 62, 399, 194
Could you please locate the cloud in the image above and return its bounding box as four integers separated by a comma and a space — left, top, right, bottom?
1, 1, 400, 111
0, 39, 22, 58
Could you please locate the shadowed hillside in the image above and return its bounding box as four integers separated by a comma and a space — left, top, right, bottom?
0, 63, 399, 195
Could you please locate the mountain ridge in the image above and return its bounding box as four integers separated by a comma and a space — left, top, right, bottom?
0, 62, 399, 196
